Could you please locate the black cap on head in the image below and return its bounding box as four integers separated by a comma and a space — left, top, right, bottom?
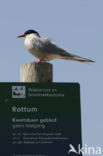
24, 29, 40, 37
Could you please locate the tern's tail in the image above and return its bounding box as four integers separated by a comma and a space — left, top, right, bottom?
61, 54, 95, 63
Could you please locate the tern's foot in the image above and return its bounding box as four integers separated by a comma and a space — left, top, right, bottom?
35, 60, 42, 64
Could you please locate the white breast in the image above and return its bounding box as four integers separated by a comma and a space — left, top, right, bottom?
24, 34, 41, 58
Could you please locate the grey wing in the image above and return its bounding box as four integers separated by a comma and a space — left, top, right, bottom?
38, 38, 94, 62
40, 39, 72, 57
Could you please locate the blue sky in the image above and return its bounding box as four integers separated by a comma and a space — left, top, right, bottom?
0, 0, 103, 155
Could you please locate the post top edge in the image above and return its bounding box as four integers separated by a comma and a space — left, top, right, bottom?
21, 62, 53, 66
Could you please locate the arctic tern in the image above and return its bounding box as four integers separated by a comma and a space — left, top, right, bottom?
17, 29, 94, 63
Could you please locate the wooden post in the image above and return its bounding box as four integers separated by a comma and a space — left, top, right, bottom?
20, 62, 53, 82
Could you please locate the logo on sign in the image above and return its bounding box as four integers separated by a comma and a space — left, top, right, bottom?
12, 86, 26, 98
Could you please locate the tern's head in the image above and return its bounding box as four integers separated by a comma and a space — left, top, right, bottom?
17, 29, 40, 38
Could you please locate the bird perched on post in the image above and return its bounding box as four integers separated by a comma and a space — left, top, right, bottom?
17, 29, 94, 63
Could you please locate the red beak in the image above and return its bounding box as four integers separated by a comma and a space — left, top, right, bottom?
17, 34, 25, 38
